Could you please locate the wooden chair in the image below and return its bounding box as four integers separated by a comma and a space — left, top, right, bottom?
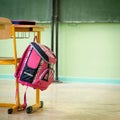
0, 17, 23, 114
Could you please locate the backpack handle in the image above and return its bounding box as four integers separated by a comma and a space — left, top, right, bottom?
33, 36, 38, 42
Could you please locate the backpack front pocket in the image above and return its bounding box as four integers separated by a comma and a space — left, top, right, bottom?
20, 49, 41, 83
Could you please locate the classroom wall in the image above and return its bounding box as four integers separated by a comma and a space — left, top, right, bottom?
0, 23, 120, 82
59, 23, 120, 82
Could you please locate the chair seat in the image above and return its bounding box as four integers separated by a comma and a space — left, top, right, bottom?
0, 57, 21, 65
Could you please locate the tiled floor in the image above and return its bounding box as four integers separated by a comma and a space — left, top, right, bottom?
0, 80, 120, 120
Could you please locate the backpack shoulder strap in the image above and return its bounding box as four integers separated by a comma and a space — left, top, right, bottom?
31, 42, 49, 63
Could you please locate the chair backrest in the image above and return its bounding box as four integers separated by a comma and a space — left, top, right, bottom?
0, 17, 12, 39
0, 17, 17, 65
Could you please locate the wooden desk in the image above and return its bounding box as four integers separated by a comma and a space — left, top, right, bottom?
14, 25, 44, 32
12, 24, 46, 113
0, 23, 46, 113
13, 25, 45, 43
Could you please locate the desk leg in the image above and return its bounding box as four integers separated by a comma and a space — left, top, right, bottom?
26, 31, 43, 114
26, 89, 43, 114
7, 26, 25, 114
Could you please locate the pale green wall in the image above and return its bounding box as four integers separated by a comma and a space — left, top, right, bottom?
0, 23, 120, 80
59, 23, 120, 79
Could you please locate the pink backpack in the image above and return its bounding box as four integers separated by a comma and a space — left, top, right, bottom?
14, 39, 56, 91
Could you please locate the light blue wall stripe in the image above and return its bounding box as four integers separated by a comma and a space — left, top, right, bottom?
0, 74, 15, 80
59, 76, 120, 84
1, 74, 120, 84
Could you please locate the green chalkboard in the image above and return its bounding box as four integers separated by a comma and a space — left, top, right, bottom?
0, 0, 51, 23
60, 0, 120, 23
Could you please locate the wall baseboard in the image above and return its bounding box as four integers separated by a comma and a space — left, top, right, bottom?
0, 74, 14, 80
59, 76, 120, 84
1, 74, 120, 84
